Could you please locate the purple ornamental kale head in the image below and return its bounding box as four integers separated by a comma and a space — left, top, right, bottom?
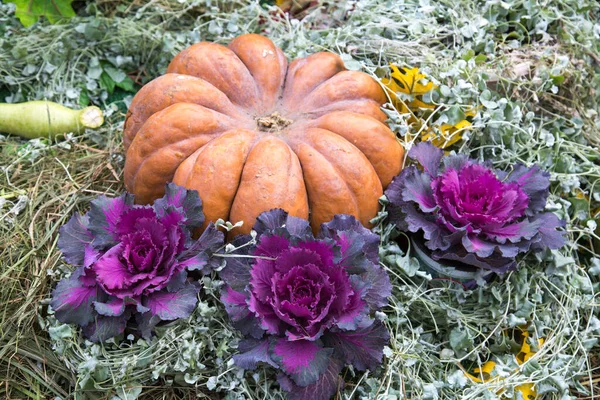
385, 142, 566, 273
51, 183, 224, 341
220, 209, 392, 400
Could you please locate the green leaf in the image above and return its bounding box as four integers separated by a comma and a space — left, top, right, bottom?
84, 20, 104, 41
5, 0, 75, 27
115, 76, 135, 92
462, 49, 475, 61
107, 87, 134, 112
474, 54, 488, 65
102, 64, 127, 84
10, 45, 27, 59
100, 62, 135, 93
568, 197, 589, 220
99, 71, 116, 94
479, 90, 498, 110
78, 87, 90, 107
551, 75, 565, 86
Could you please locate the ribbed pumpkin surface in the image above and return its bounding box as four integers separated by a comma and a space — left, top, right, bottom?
123, 34, 404, 235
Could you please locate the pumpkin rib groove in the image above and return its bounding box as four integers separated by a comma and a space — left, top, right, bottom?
292, 141, 360, 232
130, 126, 257, 203
227, 34, 287, 112
299, 99, 387, 122
130, 131, 228, 188
171, 144, 203, 188
130, 138, 212, 202
206, 54, 260, 110
292, 66, 344, 103
166, 42, 260, 111
173, 129, 260, 230
223, 132, 262, 227
288, 136, 359, 218
123, 74, 249, 150
212, 50, 261, 110
309, 143, 360, 219
126, 103, 237, 183
228, 136, 309, 236
310, 111, 404, 187
222, 59, 262, 113
282, 53, 346, 110
300, 70, 386, 112
278, 58, 290, 102
289, 127, 382, 226
177, 129, 261, 193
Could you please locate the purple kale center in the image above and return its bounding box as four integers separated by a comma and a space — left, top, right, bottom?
249, 246, 354, 340
433, 164, 529, 233
247, 240, 365, 341
123, 230, 158, 273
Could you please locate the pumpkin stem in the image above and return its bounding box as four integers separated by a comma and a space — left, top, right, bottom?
256, 112, 293, 131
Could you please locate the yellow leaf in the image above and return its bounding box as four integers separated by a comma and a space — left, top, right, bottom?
381, 77, 410, 114
465, 360, 539, 399
382, 64, 437, 113
465, 361, 497, 383
515, 383, 537, 400
465, 107, 478, 117
389, 65, 437, 95
516, 332, 543, 365
422, 118, 472, 149
575, 189, 589, 200
474, 360, 497, 378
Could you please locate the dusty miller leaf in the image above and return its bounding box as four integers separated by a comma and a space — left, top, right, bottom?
449, 328, 472, 353
111, 383, 143, 400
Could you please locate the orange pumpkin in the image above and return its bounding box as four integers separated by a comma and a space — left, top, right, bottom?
123, 34, 404, 236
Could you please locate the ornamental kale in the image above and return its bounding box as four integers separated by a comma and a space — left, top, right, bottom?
51, 183, 224, 342
385, 142, 566, 273
220, 209, 391, 400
